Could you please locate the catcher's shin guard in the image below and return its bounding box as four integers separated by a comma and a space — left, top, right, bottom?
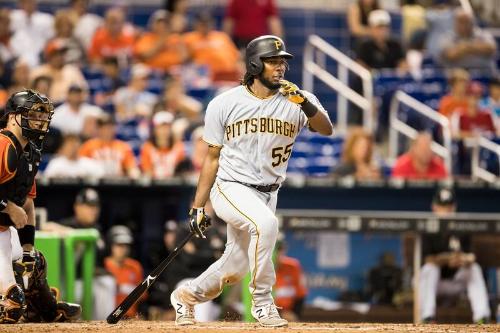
0, 284, 26, 323
13, 250, 81, 322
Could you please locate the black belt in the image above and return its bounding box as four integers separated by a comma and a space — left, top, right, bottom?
242, 182, 280, 193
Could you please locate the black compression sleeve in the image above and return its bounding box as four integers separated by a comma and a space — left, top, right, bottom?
300, 99, 319, 118
18, 225, 35, 246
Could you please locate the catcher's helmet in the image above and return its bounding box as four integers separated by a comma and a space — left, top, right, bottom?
245, 35, 293, 76
3, 89, 54, 142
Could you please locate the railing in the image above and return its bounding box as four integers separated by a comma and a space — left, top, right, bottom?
303, 35, 373, 134
471, 136, 500, 183
389, 91, 452, 172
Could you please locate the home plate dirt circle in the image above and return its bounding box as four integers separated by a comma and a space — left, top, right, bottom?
1, 321, 497, 333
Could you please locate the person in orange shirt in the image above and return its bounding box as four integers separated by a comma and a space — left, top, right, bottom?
184, 12, 241, 82
88, 7, 135, 67
438, 68, 470, 119
79, 114, 140, 178
140, 111, 185, 178
274, 234, 308, 322
104, 225, 146, 319
134, 9, 187, 72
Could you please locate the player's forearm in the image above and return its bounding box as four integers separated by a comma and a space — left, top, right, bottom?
23, 198, 35, 227
306, 107, 333, 136
192, 152, 220, 208
20, 198, 35, 251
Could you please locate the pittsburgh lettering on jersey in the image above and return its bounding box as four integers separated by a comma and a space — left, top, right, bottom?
225, 117, 296, 141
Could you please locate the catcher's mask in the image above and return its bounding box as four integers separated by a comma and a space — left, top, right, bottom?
245, 35, 293, 76
3, 90, 54, 143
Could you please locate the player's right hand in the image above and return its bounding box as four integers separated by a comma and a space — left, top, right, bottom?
188, 207, 211, 238
5, 201, 28, 229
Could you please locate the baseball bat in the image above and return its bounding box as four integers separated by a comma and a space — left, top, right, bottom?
106, 231, 195, 324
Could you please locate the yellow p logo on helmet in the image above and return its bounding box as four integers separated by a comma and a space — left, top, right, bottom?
274, 40, 282, 50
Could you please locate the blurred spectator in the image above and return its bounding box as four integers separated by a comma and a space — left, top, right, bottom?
9, 0, 54, 67
44, 134, 105, 179
68, 0, 103, 50
139, 111, 185, 179
51, 84, 103, 137
223, 0, 283, 49
425, 0, 456, 64
391, 132, 448, 180
154, 76, 202, 121
401, 0, 426, 48
274, 234, 307, 322
438, 68, 470, 119
134, 9, 187, 72
7, 59, 31, 94
175, 125, 207, 176
30, 75, 52, 97
104, 225, 146, 319
0, 9, 15, 64
92, 56, 126, 107
113, 63, 157, 122
367, 252, 402, 305
356, 10, 407, 71
164, 0, 189, 33
79, 114, 140, 178
347, 0, 380, 49
31, 38, 87, 103
88, 7, 135, 68
51, 9, 86, 66
479, 76, 500, 127
454, 82, 496, 139
440, 9, 497, 71
332, 128, 381, 180
184, 12, 241, 82
42, 187, 116, 320
419, 187, 491, 323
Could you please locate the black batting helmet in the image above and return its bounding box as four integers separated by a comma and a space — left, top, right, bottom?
3, 89, 54, 143
245, 35, 293, 76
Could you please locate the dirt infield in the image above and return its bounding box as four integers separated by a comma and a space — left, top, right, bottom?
0, 321, 497, 333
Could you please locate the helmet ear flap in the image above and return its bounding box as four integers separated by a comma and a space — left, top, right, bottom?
249, 60, 263, 76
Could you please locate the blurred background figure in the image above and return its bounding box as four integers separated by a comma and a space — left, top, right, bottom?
332, 128, 381, 180
105, 225, 146, 319
153, 76, 202, 122
68, 0, 103, 51
184, 12, 241, 83
164, 0, 189, 33
134, 9, 187, 72
223, 0, 283, 49
366, 252, 402, 305
139, 111, 185, 179
51, 9, 86, 66
79, 114, 140, 178
9, 0, 54, 67
438, 68, 471, 120
347, 0, 380, 51
274, 234, 308, 322
419, 187, 491, 324
391, 132, 448, 180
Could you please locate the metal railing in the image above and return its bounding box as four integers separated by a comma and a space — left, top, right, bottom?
303, 35, 373, 134
389, 90, 452, 172
471, 136, 500, 183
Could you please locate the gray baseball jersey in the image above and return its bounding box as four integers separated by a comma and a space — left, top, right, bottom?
203, 85, 327, 185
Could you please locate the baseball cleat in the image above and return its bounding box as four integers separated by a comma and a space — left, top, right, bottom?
170, 289, 195, 326
251, 303, 288, 327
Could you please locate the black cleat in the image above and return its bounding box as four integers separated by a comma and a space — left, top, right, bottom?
55, 302, 81, 322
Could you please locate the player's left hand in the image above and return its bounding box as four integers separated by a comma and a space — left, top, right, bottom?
188, 207, 211, 238
279, 80, 306, 104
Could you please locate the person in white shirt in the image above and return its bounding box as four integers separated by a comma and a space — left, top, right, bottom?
51, 84, 103, 138
68, 0, 103, 50
44, 134, 105, 179
9, 0, 54, 67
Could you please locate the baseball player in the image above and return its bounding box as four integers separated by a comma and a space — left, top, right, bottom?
170, 35, 333, 327
419, 187, 491, 323
0, 90, 81, 323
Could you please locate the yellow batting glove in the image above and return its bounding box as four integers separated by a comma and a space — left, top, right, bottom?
279, 79, 306, 104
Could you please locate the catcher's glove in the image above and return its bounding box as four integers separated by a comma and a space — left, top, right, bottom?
188, 207, 211, 238
279, 79, 307, 104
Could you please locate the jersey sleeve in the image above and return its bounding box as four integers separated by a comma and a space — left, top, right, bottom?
202, 99, 225, 147
27, 180, 36, 199
0, 137, 17, 184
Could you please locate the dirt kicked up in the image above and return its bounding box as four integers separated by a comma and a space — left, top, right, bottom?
0, 321, 498, 333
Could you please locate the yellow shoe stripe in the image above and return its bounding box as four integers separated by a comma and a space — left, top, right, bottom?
216, 183, 260, 303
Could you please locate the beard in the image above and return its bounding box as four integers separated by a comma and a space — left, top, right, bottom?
258, 72, 281, 90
